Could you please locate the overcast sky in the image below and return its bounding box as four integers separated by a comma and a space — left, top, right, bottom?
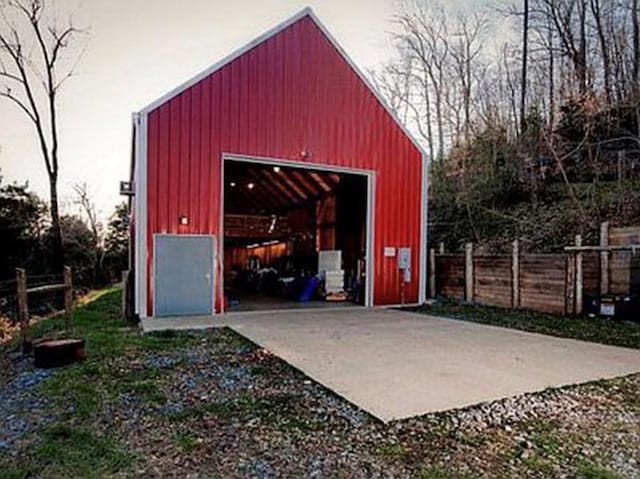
0, 0, 494, 221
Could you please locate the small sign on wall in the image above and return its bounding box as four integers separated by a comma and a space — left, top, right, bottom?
384, 246, 396, 257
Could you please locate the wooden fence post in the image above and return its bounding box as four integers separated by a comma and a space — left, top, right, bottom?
565, 252, 576, 315
465, 242, 474, 302
575, 235, 583, 315
63, 266, 74, 334
511, 239, 520, 308
429, 248, 437, 298
600, 221, 609, 295
16, 268, 30, 354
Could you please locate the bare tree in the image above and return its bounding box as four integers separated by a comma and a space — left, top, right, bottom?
371, 57, 436, 160
73, 182, 100, 247
449, 12, 488, 142
369, 64, 409, 121
538, 0, 590, 96
589, 0, 612, 103
502, 44, 521, 134
394, 4, 450, 160
382, 0, 639, 167
521, 0, 529, 132
633, 0, 640, 98
0, 0, 84, 271
73, 182, 102, 283
545, 11, 556, 128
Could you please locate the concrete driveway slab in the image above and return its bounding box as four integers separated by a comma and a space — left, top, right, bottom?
222, 308, 640, 422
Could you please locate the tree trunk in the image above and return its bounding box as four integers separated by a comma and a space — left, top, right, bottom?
422, 75, 435, 161
48, 175, 65, 273
434, 83, 445, 161
590, 0, 612, 104
633, 0, 640, 99
520, 0, 529, 134
464, 46, 471, 142
548, 21, 555, 129
578, 0, 588, 96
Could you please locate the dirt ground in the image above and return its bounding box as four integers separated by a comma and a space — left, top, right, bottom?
2, 324, 639, 478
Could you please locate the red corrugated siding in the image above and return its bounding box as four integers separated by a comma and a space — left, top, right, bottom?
145, 15, 423, 314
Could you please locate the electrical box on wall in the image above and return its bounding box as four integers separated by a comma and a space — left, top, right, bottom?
398, 247, 411, 283
398, 247, 411, 269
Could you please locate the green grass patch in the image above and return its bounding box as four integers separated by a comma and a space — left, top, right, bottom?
129, 379, 168, 404
0, 463, 32, 479
250, 365, 268, 376
610, 378, 640, 409
37, 288, 201, 415
168, 400, 237, 422
576, 461, 622, 479
1, 287, 201, 476
412, 299, 640, 349
20, 424, 135, 479
522, 454, 556, 476
513, 419, 565, 476
418, 466, 476, 478
529, 420, 561, 447
172, 431, 200, 453
280, 417, 321, 432
530, 430, 562, 456
168, 393, 297, 423
375, 442, 410, 460
104, 365, 168, 403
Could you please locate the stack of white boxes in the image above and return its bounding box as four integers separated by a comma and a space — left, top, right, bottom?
318, 250, 344, 294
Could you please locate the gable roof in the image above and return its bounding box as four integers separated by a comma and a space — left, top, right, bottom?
138, 7, 426, 157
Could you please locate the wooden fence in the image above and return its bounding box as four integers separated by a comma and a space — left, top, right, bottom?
608, 224, 640, 294
430, 223, 639, 315
15, 266, 74, 353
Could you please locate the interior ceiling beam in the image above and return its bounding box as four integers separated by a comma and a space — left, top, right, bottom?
303, 171, 325, 193
243, 167, 292, 208
227, 169, 285, 212
247, 170, 288, 211
225, 187, 271, 213
290, 170, 321, 198
226, 161, 347, 214
246, 190, 281, 212
309, 172, 332, 192
254, 167, 299, 204
271, 169, 308, 200
250, 189, 280, 211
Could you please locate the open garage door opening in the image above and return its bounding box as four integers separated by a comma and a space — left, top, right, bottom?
222, 157, 372, 312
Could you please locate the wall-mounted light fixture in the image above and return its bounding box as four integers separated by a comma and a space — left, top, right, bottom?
247, 182, 255, 190
273, 166, 281, 173
179, 215, 189, 225
230, 181, 236, 187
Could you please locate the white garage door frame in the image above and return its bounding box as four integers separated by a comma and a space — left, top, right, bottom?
221, 152, 376, 313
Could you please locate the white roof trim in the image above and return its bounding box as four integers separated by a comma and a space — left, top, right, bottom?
137, 6, 427, 157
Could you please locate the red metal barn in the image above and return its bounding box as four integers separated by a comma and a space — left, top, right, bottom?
130, 8, 428, 318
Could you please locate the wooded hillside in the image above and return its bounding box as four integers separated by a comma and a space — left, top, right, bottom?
375, 0, 640, 252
